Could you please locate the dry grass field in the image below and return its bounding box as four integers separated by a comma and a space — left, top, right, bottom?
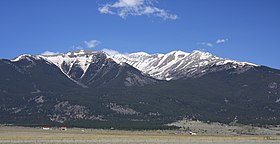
0, 126, 280, 144
168, 119, 280, 135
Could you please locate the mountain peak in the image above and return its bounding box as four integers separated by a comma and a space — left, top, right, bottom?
191, 50, 212, 56
164, 50, 189, 57
11, 54, 41, 62
191, 50, 207, 53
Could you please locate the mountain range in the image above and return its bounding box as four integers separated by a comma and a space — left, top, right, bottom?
0, 50, 280, 129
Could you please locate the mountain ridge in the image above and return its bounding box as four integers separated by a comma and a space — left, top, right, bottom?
1, 49, 280, 128
112, 50, 257, 80
11, 49, 258, 81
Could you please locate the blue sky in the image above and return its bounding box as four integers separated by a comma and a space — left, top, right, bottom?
0, 0, 280, 69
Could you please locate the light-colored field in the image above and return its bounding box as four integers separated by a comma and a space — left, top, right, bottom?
168, 119, 280, 135
0, 126, 280, 144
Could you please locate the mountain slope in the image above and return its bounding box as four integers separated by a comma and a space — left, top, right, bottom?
0, 59, 34, 93
127, 66, 280, 125
112, 50, 256, 80
10, 55, 81, 92
1, 50, 280, 128
40, 50, 157, 87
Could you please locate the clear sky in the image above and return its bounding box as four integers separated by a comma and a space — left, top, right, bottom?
0, 0, 280, 69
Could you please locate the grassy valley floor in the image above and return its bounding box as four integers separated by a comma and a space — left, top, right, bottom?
0, 126, 280, 144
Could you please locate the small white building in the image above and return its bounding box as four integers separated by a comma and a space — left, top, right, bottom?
42, 125, 50, 130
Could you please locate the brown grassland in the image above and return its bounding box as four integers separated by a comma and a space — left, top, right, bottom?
0, 126, 280, 143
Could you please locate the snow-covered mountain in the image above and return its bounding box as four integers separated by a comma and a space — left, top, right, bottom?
12, 50, 257, 82
11, 50, 156, 88
3, 50, 280, 127
112, 50, 257, 80
40, 50, 108, 80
